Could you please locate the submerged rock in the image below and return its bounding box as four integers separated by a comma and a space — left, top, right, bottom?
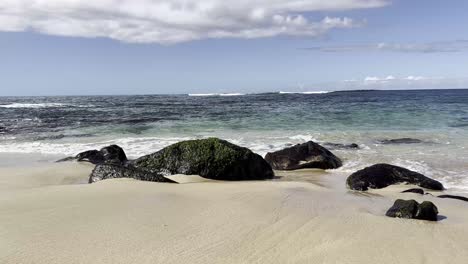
377, 138, 423, 145
57, 145, 127, 165
401, 188, 425, 195
133, 138, 274, 181
89, 164, 176, 183
438, 195, 468, 202
346, 164, 444, 191
386, 199, 438, 221
322, 142, 359, 150
264, 141, 342, 170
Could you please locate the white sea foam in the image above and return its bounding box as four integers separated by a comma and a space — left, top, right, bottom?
188, 93, 245, 97
188, 93, 218, 97
279, 91, 330, 94
0, 103, 93, 108
0, 103, 67, 108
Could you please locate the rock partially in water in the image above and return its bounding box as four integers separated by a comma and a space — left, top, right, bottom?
133, 138, 274, 181
438, 195, 468, 202
89, 164, 177, 183
401, 188, 425, 195
346, 164, 444, 191
386, 199, 438, 221
57, 145, 127, 165
377, 138, 423, 145
264, 141, 342, 170
322, 142, 359, 150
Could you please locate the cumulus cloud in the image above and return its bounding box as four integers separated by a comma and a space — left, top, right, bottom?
306, 40, 468, 53
0, 0, 388, 44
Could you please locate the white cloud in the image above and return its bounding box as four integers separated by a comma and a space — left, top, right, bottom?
0, 0, 388, 44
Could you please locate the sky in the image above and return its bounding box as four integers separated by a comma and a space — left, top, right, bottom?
0, 0, 467, 96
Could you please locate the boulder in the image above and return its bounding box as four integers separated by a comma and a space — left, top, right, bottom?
323, 142, 359, 150
386, 199, 438, 221
89, 164, 177, 183
346, 164, 444, 191
377, 138, 423, 145
132, 138, 274, 181
385, 199, 419, 219
401, 188, 425, 195
57, 144, 127, 165
264, 141, 342, 170
438, 195, 468, 202
415, 201, 439, 221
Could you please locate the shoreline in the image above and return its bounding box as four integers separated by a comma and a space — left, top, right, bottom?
1, 161, 468, 263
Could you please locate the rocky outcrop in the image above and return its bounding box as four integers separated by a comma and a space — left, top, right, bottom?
386, 199, 438, 221
57, 145, 127, 165
346, 164, 444, 191
377, 138, 423, 145
264, 141, 342, 170
132, 138, 274, 181
438, 195, 468, 202
322, 142, 359, 150
401, 188, 425, 195
89, 164, 176, 184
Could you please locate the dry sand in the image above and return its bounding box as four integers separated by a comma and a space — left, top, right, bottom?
1, 162, 468, 264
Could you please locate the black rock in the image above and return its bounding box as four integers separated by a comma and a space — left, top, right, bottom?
89, 164, 177, 184
57, 144, 127, 165
346, 164, 444, 191
76, 150, 105, 164
264, 141, 342, 170
438, 195, 468, 202
100, 145, 127, 164
386, 199, 419, 219
386, 199, 438, 221
377, 138, 423, 145
402, 188, 425, 195
322, 142, 360, 150
133, 138, 274, 181
415, 201, 439, 221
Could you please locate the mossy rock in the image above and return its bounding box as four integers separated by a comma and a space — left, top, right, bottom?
132, 138, 274, 181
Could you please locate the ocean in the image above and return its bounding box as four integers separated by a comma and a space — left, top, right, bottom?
1, 89, 467, 191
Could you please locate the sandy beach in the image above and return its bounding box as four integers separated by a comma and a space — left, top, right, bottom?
1, 161, 468, 264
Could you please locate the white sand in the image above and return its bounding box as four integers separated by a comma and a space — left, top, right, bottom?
1, 163, 468, 264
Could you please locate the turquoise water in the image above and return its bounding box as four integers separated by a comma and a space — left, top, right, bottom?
1, 89, 467, 190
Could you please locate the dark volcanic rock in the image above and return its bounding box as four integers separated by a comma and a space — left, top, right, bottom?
57, 144, 127, 165
438, 195, 468, 202
386, 199, 419, 219
100, 145, 127, 164
402, 188, 425, 195
89, 164, 177, 184
76, 150, 105, 164
264, 141, 342, 170
386, 199, 438, 221
322, 142, 359, 150
133, 138, 274, 181
346, 164, 444, 191
415, 201, 439, 221
377, 138, 423, 145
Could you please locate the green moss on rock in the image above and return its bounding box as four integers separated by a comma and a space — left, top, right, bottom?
133, 138, 274, 181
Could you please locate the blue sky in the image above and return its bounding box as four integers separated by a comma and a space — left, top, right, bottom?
0, 0, 467, 96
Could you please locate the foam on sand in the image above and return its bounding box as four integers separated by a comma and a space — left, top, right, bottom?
1, 164, 468, 263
